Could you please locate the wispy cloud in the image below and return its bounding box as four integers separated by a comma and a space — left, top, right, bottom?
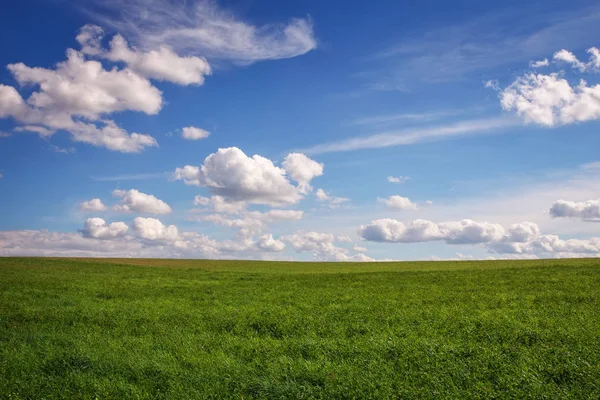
301, 116, 520, 155
348, 109, 466, 127
89, 172, 167, 182
51, 145, 76, 154
81, 0, 317, 64
366, 5, 600, 85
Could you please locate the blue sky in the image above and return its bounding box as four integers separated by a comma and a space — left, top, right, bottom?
1, 0, 599, 260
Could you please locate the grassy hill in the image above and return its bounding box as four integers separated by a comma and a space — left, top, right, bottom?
1, 257, 599, 399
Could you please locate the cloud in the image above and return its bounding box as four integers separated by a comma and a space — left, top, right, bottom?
51, 145, 76, 154
377, 195, 417, 210
0, 50, 159, 153
282, 153, 323, 193
90, 172, 166, 182
359, 218, 507, 244
549, 199, 600, 221
352, 244, 368, 252
369, 6, 600, 84
112, 189, 172, 214
530, 58, 550, 68
553, 47, 600, 72
500, 72, 600, 126
487, 234, 600, 257
316, 188, 349, 208
133, 217, 179, 241
82, 0, 317, 64
8, 50, 163, 118
77, 26, 212, 85
192, 208, 303, 238
349, 110, 463, 127
281, 231, 373, 261
0, 131, 12, 138
174, 147, 312, 206
181, 126, 210, 140
14, 125, 54, 136
80, 217, 128, 239
301, 117, 518, 155
78, 198, 107, 212
387, 176, 410, 184
256, 234, 286, 252
484, 79, 500, 91
193, 195, 247, 214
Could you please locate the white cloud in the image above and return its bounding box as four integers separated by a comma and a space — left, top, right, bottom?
553, 47, 600, 72
281, 230, 372, 261
282, 153, 323, 193
256, 234, 286, 252
83, 0, 317, 64
51, 145, 76, 154
80, 217, 128, 239
133, 217, 179, 241
112, 189, 172, 214
193, 195, 247, 214
78, 198, 107, 212
0, 131, 11, 138
14, 125, 54, 136
487, 234, 600, 257
0, 47, 160, 153
8, 49, 163, 118
104, 33, 211, 85
353, 244, 368, 252
77, 25, 211, 85
377, 195, 417, 210
193, 208, 303, 238
301, 117, 518, 154
530, 58, 549, 68
500, 72, 600, 126
359, 218, 507, 244
316, 188, 349, 208
484, 79, 500, 91
181, 126, 210, 140
173, 147, 304, 206
549, 199, 600, 221
387, 176, 410, 184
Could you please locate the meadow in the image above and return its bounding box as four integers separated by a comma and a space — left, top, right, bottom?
1, 257, 599, 399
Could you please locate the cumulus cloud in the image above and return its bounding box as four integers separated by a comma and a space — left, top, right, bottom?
282, 230, 373, 261
549, 199, 600, 221
316, 188, 349, 208
553, 48, 600, 72
359, 218, 507, 244
0, 47, 159, 152
282, 153, 323, 193
181, 126, 210, 140
500, 46, 600, 127
132, 217, 179, 241
192, 208, 303, 238
193, 195, 247, 214
112, 189, 172, 214
83, 0, 317, 64
377, 195, 417, 210
387, 176, 410, 184
256, 234, 286, 252
174, 147, 315, 206
77, 25, 211, 85
80, 217, 128, 239
500, 72, 600, 126
78, 198, 106, 212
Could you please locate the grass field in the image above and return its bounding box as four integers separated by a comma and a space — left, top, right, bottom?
1, 257, 599, 399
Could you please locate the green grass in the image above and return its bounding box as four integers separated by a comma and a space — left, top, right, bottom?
1, 257, 599, 399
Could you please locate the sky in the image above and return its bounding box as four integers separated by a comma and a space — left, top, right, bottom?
0, 0, 599, 261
